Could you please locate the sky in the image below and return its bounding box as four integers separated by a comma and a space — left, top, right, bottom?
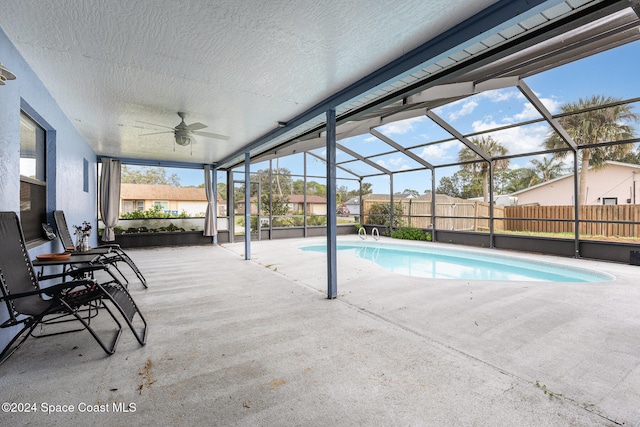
156, 39, 640, 195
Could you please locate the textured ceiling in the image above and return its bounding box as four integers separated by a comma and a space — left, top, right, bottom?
0, 0, 498, 165
1, 0, 636, 169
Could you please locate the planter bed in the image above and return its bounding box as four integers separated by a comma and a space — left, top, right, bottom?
112, 231, 213, 248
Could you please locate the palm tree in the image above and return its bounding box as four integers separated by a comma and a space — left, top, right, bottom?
458, 136, 509, 202
544, 95, 638, 205
529, 156, 567, 185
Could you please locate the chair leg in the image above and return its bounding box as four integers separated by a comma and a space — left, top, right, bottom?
31, 303, 101, 338
0, 321, 41, 365
114, 250, 148, 288
58, 298, 123, 355
101, 282, 148, 346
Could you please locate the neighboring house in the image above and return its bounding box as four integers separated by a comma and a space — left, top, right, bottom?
120, 184, 226, 216
511, 161, 640, 206
469, 195, 519, 206
345, 197, 360, 215
288, 195, 327, 215
236, 195, 327, 215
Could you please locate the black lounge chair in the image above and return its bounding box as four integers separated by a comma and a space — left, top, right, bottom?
53, 210, 147, 288
0, 212, 147, 365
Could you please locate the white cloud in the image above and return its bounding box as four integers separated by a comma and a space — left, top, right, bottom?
448, 100, 478, 122
377, 117, 425, 135
539, 97, 562, 114
507, 96, 562, 123
376, 156, 409, 170
471, 119, 499, 133
470, 120, 550, 154
417, 140, 459, 163
376, 159, 389, 168
511, 103, 540, 122
481, 88, 521, 103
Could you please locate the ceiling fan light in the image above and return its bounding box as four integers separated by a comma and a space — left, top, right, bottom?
0, 62, 16, 84
175, 134, 191, 146
0, 62, 17, 85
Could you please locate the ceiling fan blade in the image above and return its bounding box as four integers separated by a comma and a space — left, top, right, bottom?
193, 130, 230, 141
136, 121, 176, 130
186, 122, 207, 131
139, 131, 172, 136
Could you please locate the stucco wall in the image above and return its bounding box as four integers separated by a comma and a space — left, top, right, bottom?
0, 28, 98, 349
1, 28, 98, 249
515, 164, 640, 206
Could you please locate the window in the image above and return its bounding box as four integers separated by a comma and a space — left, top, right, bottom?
154, 201, 169, 210
122, 200, 145, 213
602, 197, 618, 205
20, 112, 47, 242
83, 158, 89, 192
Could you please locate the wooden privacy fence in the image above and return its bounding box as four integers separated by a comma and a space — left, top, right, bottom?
362, 197, 640, 237
504, 205, 640, 237
362, 196, 505, 231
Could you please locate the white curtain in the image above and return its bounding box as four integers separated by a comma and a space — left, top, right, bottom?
100, 158, 121, 241
203, 165, 217, 237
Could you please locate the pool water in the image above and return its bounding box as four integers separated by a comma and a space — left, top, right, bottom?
300, 242, 613, 282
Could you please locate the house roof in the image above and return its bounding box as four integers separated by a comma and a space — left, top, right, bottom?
238, 195, 327, 204
510, 161, 640, 195
288, 195, 327, 204
120, 183, 217, 202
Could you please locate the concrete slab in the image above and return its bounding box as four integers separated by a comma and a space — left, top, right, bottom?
1, 236, 639, 426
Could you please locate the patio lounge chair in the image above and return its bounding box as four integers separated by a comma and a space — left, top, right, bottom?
53, 210, 148, 288
0, 212, 147, 365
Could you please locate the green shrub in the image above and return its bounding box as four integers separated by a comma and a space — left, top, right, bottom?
120, 206, 189, 219
364, 203, 404, 227
306, 215, 327, 226
391, 227, 428, 241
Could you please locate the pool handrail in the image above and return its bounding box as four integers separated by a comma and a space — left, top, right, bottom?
358, 227, 367, 240
372, 228, 380, 241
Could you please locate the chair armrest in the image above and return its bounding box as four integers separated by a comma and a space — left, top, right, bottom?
99, 243, 121, 249
42, 279, 96, 297
0, 279, 97, 302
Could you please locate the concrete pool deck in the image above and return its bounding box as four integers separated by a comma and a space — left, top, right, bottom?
2, 236, 640, 426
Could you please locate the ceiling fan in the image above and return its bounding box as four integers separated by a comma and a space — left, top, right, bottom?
139, 112, 229, 150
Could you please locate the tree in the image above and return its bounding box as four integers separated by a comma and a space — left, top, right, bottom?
615, 147, 640, 165
337, 183, 373, 203
254, 167, 292, 216
365, 202, 404, 228
436, 169, 481, 199
337, 185, 350, 204
529, 156, 567, 184
544, 95, 638, 205
292, 179, 327, 197
497, 168, 536, 193
458, 136, 509, 202
402, 189, 420, 198
121, 165, 181, 187
255, 167, 292, 197
217, 183, 227, 200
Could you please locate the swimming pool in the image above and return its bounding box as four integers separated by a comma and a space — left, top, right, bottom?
300, 241, 614, 282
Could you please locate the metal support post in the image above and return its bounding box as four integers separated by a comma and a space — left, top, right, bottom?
245, 152, 251, 260
227, 169, 234, 243
304, 152, 308, 238
212, 166, 218, 245
326, 109, 338, 299
431, 170, 437, 242
389, 174, 394, 234
573, 151, 580, 258
489, 161, 494, 248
